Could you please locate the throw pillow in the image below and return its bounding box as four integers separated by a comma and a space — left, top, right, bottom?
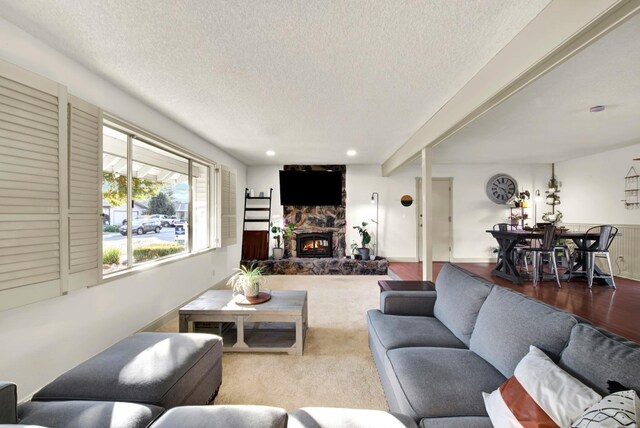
572, 390, 639, 427
483, 346, 601, 427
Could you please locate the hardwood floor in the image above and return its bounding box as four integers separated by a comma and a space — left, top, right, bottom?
388, 261, 640, 343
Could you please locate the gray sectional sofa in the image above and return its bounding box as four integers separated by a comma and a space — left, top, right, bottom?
368, 263, 640, 427
1, 332, 224, 428
4, 263, 639, 427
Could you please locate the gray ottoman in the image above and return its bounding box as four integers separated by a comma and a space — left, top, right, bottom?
152, 405, 288, 428
289, 408, 418, 428
17, 400, 163, 428
33, 333, 222, 408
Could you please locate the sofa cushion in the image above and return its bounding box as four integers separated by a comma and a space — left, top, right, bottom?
18, 400, 163, 428
469, 286, 577, 378
33, 332, 222, 408
433, 264, 493, 346
559, 323, 640, 396
367, 310, 466, 351
0, 382, 17, 424
483, 346, 601, 427
289, 407, 417, 428
384, 348, 506, 420
572, 390, 640, 427
152, 405, 287, 428
419, 416, 493, 428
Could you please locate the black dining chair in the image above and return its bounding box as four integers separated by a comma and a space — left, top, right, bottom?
493, 223, 508, 231
570, 225, 618, 288
522, 225, 561, 288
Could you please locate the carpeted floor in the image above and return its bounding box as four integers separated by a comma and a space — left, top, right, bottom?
158, 275, 389, 411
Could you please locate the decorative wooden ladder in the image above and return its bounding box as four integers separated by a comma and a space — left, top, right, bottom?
241, 188, 273, 260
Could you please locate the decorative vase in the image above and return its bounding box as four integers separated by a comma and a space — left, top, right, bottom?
369, 255, 376, 260
273, 248, 284, 260
243, 280, 260, 298
358, 248, 370, 261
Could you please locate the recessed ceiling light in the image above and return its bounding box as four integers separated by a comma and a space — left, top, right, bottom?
589, 105, 605, 113
266, 150, 275, 156
347, 150, 357, 157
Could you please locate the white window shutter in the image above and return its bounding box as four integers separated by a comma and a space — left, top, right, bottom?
66, 95, 102, 291
0, 59, 64, 310
220, 165, 237, 247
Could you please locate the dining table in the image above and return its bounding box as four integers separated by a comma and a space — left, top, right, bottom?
486, 228, 615, 286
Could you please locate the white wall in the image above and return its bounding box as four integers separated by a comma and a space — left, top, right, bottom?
555, 143, 640, 225
432, 163, 548, 261
0, 17, 246, 400
346, 165, 418, 260
246, 165, 419, 260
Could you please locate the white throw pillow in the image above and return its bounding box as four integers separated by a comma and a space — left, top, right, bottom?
572, 390, 639, 427
483, 345, 601, 428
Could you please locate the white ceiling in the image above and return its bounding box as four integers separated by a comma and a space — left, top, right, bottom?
433, 12, 640, 165
0, 0, 550, 165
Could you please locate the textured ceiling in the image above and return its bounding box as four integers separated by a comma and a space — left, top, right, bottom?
433, 13, 640, 164
0, 0, 550, 165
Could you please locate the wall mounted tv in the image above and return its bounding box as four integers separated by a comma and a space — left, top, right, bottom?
279, 170, 343, 206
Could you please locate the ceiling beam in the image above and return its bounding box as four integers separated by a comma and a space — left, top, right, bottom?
382, 0, 639, 176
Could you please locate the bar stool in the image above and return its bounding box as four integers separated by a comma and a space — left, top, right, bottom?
522, 225, 561, 288
570, 225, 618, 288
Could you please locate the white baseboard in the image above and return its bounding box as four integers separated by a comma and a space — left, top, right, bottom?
141, 274, 232, 333
385, 257, 420, 262
451, 258, 496, 264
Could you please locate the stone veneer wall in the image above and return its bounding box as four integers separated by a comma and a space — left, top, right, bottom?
247, 258, 388, 275
282, 165, 346, 258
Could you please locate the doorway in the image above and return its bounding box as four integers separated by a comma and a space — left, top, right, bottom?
416, 177, 452, 262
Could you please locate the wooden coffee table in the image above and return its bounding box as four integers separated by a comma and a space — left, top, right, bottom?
179, 290, 308, 356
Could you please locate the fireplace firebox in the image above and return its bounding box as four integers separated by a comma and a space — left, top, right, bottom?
297, 232, 333, 258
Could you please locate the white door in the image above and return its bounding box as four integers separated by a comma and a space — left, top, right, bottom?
417, 178, 452, 262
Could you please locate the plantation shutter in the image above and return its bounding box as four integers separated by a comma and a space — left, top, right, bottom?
220, 165, 237, 247
0, 59, 65, 310
67, 95, 102, 291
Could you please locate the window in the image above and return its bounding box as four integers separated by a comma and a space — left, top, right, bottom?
0, 57, 233, 311
101, 122, 213, 276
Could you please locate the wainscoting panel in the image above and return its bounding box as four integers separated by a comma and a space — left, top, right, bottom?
563, 223, 640, 281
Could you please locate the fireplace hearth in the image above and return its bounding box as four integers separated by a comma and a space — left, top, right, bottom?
297, 232, 333, 258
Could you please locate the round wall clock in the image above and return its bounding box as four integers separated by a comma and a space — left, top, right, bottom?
486, 174, 517, 204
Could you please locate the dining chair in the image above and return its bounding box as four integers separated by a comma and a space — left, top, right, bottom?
493, 223, 530, 273
522, 225, 561, 288
570, 225, 618, 288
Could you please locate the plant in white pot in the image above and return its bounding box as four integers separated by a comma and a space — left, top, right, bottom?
270, 224, 286, 260
349, 241, 359, 259
352, 222, 372, 261
227, 264, 265, 298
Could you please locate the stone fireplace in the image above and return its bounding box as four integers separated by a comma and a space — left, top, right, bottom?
283, 165, 346, 258
297, 232, 333, 258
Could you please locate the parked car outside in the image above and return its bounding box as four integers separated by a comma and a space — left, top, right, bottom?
148, 214, 175, 227
119, 217, 162, 236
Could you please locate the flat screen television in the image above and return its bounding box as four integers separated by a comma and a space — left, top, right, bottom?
279, 170, 343, 206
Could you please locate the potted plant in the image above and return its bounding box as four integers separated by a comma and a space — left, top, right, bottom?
352, 222, 372, 261
542, 210, 563, 225
350, 241, 359, 259
227, 264, 265, 298
512, 189, 530, 208
270, 224, 285, 260
508, 213, 522, 226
